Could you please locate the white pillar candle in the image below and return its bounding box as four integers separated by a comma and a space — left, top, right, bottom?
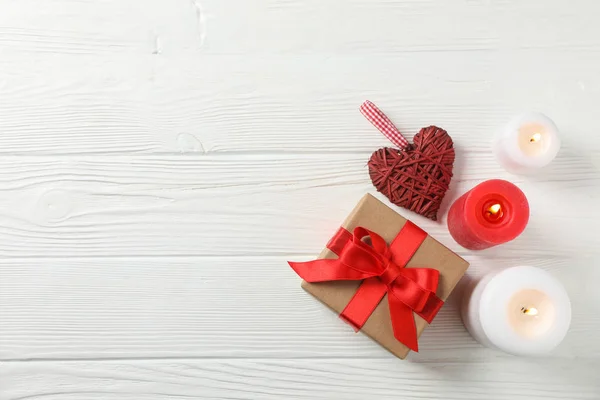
461, 266, 571, 356
493, 113, 561, 174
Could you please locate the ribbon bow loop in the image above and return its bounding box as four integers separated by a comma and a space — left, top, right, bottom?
289, 221, 444, 352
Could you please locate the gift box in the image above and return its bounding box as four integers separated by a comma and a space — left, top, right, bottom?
289, 193, 469, 359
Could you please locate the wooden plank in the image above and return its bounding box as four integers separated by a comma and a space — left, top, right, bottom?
0, 0, 201, 55
0, 154, 596, 258
0, 51, 599, 155
2, 0, 599, 55
2, 358, 599, 400
201, 0, 600, 55
0, 256, 597, 360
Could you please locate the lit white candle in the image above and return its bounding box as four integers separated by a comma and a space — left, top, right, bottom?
461, 266, 571, 356
494, 113, 561, 174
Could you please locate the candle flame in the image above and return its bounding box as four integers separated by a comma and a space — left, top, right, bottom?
521, 307, 539, 316
530, 133, 542, 143
488, 203, 502, 215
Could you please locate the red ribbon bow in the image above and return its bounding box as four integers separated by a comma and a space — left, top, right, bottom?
289, 221, 443, 351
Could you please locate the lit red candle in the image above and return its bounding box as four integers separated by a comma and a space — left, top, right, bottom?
447, 179, 529, 250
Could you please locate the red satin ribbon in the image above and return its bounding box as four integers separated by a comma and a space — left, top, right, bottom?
289, 221, 443, 351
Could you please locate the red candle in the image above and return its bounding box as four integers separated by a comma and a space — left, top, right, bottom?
447, 179, 529, 250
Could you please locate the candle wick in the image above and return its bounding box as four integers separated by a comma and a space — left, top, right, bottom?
530, 133, 542, 143
521, 306, 539, 316
487, 203, 501, 215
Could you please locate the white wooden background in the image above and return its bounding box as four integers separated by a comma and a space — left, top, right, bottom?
1, 1, 600, 399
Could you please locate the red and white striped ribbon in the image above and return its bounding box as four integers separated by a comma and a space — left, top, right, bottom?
360, 100, 409, 150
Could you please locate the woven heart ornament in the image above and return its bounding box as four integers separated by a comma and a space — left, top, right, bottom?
361, 101, 455, 221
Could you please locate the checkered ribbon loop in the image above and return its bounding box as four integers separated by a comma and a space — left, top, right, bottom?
360, 101, 409, 150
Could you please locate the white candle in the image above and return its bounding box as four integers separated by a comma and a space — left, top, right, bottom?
461, 266, 571, 356
493, 113, 561, 174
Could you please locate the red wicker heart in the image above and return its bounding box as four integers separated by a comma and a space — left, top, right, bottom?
368, 126, 455, 221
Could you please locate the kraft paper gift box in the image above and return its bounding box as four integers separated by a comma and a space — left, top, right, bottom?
289, 193, 470, 359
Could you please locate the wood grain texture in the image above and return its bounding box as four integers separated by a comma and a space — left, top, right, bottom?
1, 256, 598, 361
0, 52, 599, 155
0, 154, 596, 258
2, 359, 599, 400
4, 0, 597, 55
1, 0, 600, 399
202, 0, 600, 55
